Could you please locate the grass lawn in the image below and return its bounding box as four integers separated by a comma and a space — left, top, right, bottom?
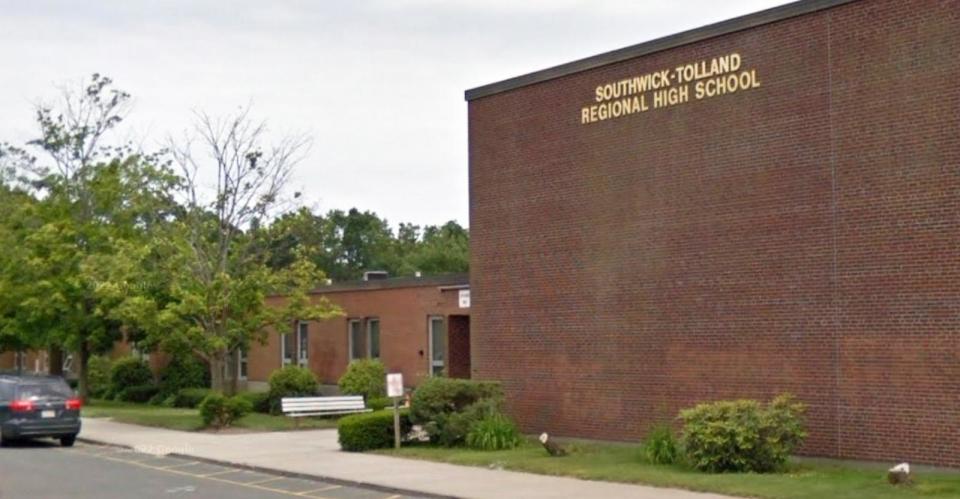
83, 399, 339, 432
376, 440, 960, 499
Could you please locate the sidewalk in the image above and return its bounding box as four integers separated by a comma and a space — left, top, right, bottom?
79, 418, 732, 499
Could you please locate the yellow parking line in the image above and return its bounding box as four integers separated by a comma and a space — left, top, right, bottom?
160, 460, 199, 469
79, 447, 339, 498
296, 484, 342, 495
247, 476, 284, 486
199, 469, 237, 477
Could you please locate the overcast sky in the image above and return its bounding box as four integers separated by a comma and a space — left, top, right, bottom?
0, 0, 789, 229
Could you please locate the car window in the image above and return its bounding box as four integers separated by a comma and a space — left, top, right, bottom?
0, 382, 13, 401
16, 381, 74, 400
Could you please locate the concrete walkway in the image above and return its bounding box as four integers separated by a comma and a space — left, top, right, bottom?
79, 418, 731, 499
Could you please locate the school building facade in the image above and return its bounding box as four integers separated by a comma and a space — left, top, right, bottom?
466, 0, 958, 466
244, 273, 471, 391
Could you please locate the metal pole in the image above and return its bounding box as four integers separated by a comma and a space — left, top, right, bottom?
393, 397, 401, 449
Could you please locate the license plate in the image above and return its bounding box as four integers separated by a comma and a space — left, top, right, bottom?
41, 410, 56, 419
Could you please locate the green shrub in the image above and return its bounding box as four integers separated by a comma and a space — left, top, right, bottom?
109, 357, 153, 395
367, 396, 392, 411
268, 366, 319, 414
158, 355, 209, 396
199, 393, 253, 429
174, 387, 214, 408
86, 355, 112, 398
409, 378, 503, 446
338, 409, 411, 452
147, 392, 167, 406
643, 424, 680, 465
117, 384, 160, 403
236, 391, 271, 414
466, 413, 522, 451
338, 359, 386, 401
680, 393, 807, 473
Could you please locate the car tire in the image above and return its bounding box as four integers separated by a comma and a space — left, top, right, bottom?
60, 435, 77, 447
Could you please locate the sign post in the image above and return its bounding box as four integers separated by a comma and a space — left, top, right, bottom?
386, 373, 404, 449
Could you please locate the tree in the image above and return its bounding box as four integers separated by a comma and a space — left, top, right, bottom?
165, 107, 341, 394
403, 221, 470, 275
1, 74, 180, 398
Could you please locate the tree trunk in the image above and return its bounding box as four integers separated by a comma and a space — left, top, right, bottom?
210, 353, 226, 393
77, 341, 90, 402
226, 350, 239, 396
48, 346, 64, 376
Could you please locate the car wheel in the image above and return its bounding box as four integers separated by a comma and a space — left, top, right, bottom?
60, 435, 77, 447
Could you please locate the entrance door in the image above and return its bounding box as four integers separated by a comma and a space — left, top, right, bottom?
428, 316, 445, 376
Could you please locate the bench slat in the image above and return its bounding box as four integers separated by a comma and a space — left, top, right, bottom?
281, 395, 369, 417
282, 401, 366, 409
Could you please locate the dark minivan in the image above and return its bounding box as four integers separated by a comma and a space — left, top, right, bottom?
0, 374, 81, 446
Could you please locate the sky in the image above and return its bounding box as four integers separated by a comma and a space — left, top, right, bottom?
0, 0, 790, 229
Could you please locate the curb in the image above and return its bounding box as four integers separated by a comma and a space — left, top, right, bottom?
76, 436, 456, 499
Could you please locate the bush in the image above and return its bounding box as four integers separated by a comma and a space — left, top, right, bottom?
338, 409, 411, 452
367, 396, 392, 411
117, 384, 160, 403
268, 366, 319, 414
338, 359, 386, 401
86, 355, 112, 399
174, 388, 214, 408
158, 355, 209, 396
147, 392, 167, 406
466, 413, 522, 451
109, 357, 153, 395
199, 393, 253, 429
680, 393, 807, 473
643, 424, 680, 465
236, 391, 271, 414
409, 378, 503, 446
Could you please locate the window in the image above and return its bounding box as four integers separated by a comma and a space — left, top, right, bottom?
238, 349, 248, 380
429, 316, 445, 376
281, 331, 296, 365
367, 319, 380, 359
297, 321, 309, 366
348, 319, 364, 361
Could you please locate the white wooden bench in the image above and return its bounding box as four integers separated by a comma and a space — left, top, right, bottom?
281, 396, 372, 421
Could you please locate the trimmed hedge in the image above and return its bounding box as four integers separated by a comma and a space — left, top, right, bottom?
236, 391, 271, 414
199, 393, 252, 429
86, 355, 112, 399
338, 409, 411, 452
174, 388, 214, 408
158, 355, 209, 396
109, 357, 153, 395
680, 393, 807, 473
268, 366, 319, 414
409, 378, 503, 447
117, 384, 160, 403
338, 359, 386, 401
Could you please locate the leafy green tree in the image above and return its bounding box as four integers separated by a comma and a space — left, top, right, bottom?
164, 107, 341, 394
1, 74, 180, 398
403, 221, 469, 275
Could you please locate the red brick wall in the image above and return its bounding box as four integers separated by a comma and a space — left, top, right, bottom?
249, 284, 470, 388
468, 0, 959, 466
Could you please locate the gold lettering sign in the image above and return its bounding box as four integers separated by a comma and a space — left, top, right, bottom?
580, 52, 761, 125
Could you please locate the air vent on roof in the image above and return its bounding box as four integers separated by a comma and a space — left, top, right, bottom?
363, 271, 389, 281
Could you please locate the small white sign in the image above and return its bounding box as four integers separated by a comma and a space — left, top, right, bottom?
386, 373, 404, 398
458, 289, 471, 308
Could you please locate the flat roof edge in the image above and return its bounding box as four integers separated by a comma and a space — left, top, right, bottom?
464, 0, 859, 101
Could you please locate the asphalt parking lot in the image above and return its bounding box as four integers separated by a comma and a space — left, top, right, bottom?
0, 439, 433, 499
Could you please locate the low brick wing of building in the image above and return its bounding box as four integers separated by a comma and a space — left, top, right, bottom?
466, 0, 959, 466
245, 273, 471, 392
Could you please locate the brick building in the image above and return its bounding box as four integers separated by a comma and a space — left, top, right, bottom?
466, 0, 958, 466
244, 274, 471, 391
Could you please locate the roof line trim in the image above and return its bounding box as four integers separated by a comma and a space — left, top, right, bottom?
464, 0, 859, 101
